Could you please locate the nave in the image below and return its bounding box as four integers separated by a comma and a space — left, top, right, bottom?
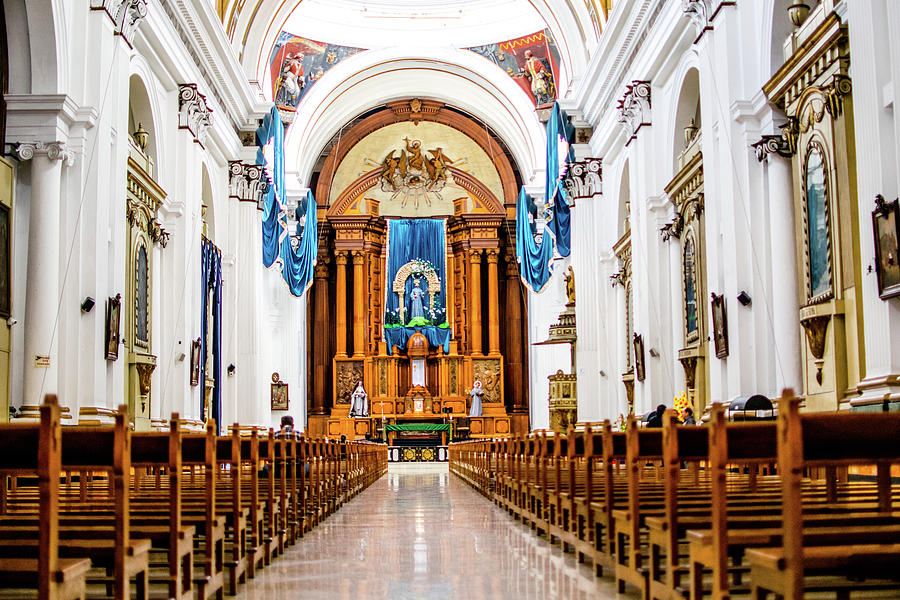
232, 463, 618, 600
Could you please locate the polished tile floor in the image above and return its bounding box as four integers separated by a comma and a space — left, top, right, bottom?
233, 463, 624, 599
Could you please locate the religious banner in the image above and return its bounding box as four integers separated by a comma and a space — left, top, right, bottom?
268, 31, 364, 115
466, 30, 561, 107
383, 219, 451, 355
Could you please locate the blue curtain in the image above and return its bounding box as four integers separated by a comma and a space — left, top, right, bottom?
383, 219, 448, 355
200, 238, 222, 433
256, 106, 318, 296
545, 102, 574, 257
516, 187, 555, 293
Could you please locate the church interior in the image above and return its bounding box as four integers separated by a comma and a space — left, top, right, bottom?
2, 0, 900, 598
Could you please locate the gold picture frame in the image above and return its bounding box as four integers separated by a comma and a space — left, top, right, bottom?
711, 293, 729, 359
633, 333, 646, 382
189, 338, 201, 386
271, 379, 289, 411
872, 195, 900, 299
104, 294, 121, 361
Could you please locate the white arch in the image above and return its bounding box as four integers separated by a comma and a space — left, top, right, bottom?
666, 53, 702, 176
128, 58, 166, 182
283, 47, 547, 188
5, 0, 66, 94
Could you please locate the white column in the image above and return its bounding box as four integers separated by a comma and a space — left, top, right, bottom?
18, 143, 71, 406
766, 154, 802, 395
668, 236, 685, 391
235, 199, 263, 425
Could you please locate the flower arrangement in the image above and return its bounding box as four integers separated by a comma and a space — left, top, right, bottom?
615, 413, 628, 432
384, 308, 403, 327
673, 391, 691, 423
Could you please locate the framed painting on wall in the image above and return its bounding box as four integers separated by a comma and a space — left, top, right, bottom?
711, 293, 729, 359
104, 294, 121, 361
633, 333, 646, 382
872, 194, 900, 299
271, 372, 289, 411
189, 338, 201, 386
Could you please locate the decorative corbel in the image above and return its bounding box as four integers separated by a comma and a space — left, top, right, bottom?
178, 84, 212, 148
751, 134, 793, 162
617, 81, 651, 146
609, 270, 626, 288
660, 214, 684, 242
800, 314, 830, 384
825, 74, 852, 118
563, 158, 603, 203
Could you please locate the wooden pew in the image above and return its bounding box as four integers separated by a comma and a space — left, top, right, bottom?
747, 392, 900, 600
0, 395, 91, 600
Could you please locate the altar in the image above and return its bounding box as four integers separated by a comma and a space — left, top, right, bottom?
303, 102, 530, 439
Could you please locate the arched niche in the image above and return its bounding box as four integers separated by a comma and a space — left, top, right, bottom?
766, 0, 798, 78
128, 74, 159, 174
201, 164, 215, 241
4, 0, 63, 94
617, 160, 631, 239
671, 67, 701, 173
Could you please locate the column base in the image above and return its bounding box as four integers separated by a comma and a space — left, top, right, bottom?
850, 374, 900, 411
307, 414, 330, 438
78, 406, 118, 425
509, 412, 530, 436
14, 404, 74, 423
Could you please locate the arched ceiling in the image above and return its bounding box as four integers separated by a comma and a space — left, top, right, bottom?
222, 0, 614, 188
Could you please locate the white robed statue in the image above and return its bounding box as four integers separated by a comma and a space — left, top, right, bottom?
468, 380, 484, 417
408, 279, 427, 322
349, 381, 368, 418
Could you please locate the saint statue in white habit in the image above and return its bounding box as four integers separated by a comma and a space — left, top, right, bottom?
349, 381, 368, 418
468, 379, 484, 417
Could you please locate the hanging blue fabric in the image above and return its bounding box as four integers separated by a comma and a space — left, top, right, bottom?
280, 189, 318, 296
545, 102, 574, 257
257, 106, 285, 268
199, 237, 222, 433
383, 218, 448, 355
516, 187, 555, 293
256, 106, 318, 296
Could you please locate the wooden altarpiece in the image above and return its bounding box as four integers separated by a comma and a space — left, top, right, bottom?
305, 101, 530, 438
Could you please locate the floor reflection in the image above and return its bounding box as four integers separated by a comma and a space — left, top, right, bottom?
233, 462, 624, 599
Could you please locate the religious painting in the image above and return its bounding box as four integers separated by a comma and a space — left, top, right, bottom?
466, 30, 561, 107
633, 333, 645, 382
872, 195, 900, 299
269, 31, 363, 114
104, 294, 121, 361
711, 293, 729, 359
189, 338, 201, 386
271, 373, 289, 410
0, 204, 10, 318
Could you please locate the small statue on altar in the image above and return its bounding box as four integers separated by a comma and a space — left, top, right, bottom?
468, 379, 485, 417
409, 278, 427, 322
565, 265, 576, 305
349, 381, 368, 418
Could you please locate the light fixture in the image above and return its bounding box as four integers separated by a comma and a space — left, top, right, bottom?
737, 291, 752, 307
81, 297, 95, 313
649, 348, 660, 358
227, 363, 236, 376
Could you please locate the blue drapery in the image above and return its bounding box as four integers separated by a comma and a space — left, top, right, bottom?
256, 106, 317, 296
200, 237, 222, 433
384, 326, 452, 356
384, 219, 448, 355
516, 187, 556, 293
545, 102, 574, 258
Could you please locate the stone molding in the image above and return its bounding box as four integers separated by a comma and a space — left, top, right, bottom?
15, 142, 75, 166
178, 84, 213, 147
563, 158, 602, 202
91, 0, 148, 44
617, 81, 651, 145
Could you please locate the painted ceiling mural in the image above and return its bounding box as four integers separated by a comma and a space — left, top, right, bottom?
466, 29, 561, 107
328, 121, 504, 219
269, 31, 365, 115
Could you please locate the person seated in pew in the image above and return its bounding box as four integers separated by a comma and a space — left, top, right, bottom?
274, 415, 296, 439
646, 404, 666, 428
683, 407, 697, 426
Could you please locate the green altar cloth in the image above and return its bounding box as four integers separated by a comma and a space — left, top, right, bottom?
385, 423, 451, 432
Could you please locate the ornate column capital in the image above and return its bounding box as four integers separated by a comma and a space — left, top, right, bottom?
15, 142, 75, 166
228, 161, 267, 206
91, 0, 148, 44
485, 248, 500, 264
335, 251, 349, 266
659, 213, 684, 242
314, 262, 330, 279
617, 81, 651, 146
563, 158, 603, 202
469, 248, 483, 264
751, 135, 793, 163
351, 250, 365, 265
178, 84, 212, 148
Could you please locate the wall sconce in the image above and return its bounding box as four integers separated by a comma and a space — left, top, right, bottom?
648, 348, 660, 358
737, 291, 752, 307
81, 296, 95, 313
227, 363, 236, 376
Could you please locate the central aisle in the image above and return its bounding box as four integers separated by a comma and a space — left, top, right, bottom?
234, 463, 621, 599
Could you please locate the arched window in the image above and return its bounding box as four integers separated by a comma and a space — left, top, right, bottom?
135, 244, 149, 348
683, 236, 698, 338
805, 145, 831, 300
